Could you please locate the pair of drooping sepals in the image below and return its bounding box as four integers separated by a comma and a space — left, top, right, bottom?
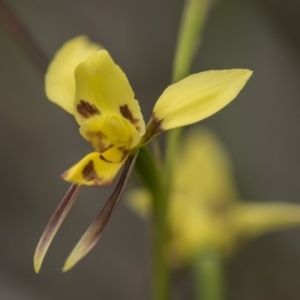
34, 36, 252, 273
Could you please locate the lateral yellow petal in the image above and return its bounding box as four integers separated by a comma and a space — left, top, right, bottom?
45, 36, 102, 114
235, 202, 300, 237
61, 152, 124, 186
151, 69, 252, 131
74, 50, 145, 135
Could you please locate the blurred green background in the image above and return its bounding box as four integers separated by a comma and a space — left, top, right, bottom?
1, 0, 300, 299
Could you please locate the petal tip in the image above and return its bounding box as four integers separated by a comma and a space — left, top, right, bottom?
62, 250, 84, 272
61, 260, 73, 273
33, 184, 82, 274
244, 69, 253, 78
33, 256, 41, 274
236, 69, 253, 83
60, 170, 69, 180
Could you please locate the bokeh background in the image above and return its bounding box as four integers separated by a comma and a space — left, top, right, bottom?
1, 0, 300, 299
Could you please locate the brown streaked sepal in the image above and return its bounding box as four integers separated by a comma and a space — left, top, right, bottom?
34, 184, 82, 273
62, 151, 139, 272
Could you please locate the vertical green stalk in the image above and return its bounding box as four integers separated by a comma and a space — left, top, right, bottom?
153, 1, 210, 300
135, 146, 167, 300
152, 186, 169, 300
172, 0, 209, 83
193, 250, 224, 300
165, 0, 210, 191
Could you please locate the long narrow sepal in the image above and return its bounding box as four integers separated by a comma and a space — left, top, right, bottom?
34, 184, 82, 273
62, 151, 138, 272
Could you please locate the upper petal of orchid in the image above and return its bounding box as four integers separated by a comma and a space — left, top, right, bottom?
73, 50, 145, 136
144, 69, 252, 140
61, 152, 126, 187
45, 36, 102, 114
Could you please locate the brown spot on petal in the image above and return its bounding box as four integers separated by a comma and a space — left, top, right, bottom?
120, 105, 141, 132
118, 146, 129, 162
89, 177, 114, 187
148, 114, 164, 133
85, 131, 114, 152
100, 154, 113, 163
77, 100, 100, 118
141, 114, 164, 144
93, 175, 115, 187
82, 160, 98, 181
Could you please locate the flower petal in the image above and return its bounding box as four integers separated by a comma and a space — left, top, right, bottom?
79, 116, 141, 152
34, 184, 82, 273
149, 69, 252, 132
73, 50, 145, 135
61, 152, 126, 187
235, 202, 300, 237
62, 151, 138, 272
45, 36, 102, 114
174, 128, 239, 203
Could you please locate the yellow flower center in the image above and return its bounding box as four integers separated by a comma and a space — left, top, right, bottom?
80, 115, 141, 163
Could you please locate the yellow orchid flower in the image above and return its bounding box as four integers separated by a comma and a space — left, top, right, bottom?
34, 36, 252, 273
129, 128, 300, 268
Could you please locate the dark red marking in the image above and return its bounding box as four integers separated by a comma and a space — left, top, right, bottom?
120, 105, 140, 131
118, 146, 129, 161
142, 114, 164, 143
82, 160, 97, 181
77, 100, 100, 118
100, 154, 112, 163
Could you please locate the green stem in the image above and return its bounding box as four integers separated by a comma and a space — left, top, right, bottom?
172, 0, 209, 83
135, 146, 162, 209
152, 187, 169, 300
165, 0, 210, 195
193, 250, 224, 300
153, 1, 210, 300
135, 146, 168, 300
